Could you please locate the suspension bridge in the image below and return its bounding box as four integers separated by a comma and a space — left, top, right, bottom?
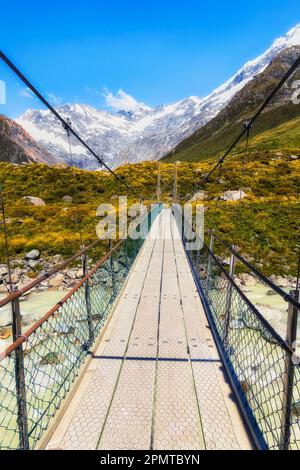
0, 51, 299, 451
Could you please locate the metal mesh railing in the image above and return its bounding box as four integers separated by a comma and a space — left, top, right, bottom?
0, 204, 161, 450
186, 241, 300, 450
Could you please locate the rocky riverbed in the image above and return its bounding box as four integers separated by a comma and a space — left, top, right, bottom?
0, 249, 85, 296
0, 251, 298, 351
235, 273, 298, 341
0, 289, 66, 354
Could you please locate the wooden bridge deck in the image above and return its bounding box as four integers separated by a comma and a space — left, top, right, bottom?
44, 209, 252, 450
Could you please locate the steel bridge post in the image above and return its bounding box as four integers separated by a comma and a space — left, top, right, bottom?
81, 247, 94, 347
224, 247, 236, 344
109, 240, 117, 301
124, 238, 129, 274
279, 289, 299, 450
11, 295, 29, 450
207, 230, 215, 285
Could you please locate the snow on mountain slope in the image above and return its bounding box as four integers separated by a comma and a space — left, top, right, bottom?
17, 24, 300, 169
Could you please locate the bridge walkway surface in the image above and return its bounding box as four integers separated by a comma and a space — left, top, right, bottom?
44, 209, 252, 450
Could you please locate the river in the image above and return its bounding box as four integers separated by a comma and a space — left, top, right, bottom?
0, 282, 298, 355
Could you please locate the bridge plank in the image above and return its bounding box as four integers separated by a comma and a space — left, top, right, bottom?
173, 230, 242, 450
152, 210, 205, 450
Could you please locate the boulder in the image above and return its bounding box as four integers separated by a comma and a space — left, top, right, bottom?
10, 273, 19, 284
220, 190, 247, 201
0, 284, 8, 294
28, 260, 39, 270
0, 266, 8, 277
0, 328, 11, 340
40, 352, 61, 366
48, 273, 65, 288
221, 258, 231, 267
290, 155, 299, 160
274, 276, 292, 288
52, 254, 63, 265
25, 249, 40, 261
22, 196, 46, 206
17, 276, 34, 291
76, 269, 84, 279
62, 195, 73, 202
189, 191, 207, 202
66, 269, 77, 280
292, 401, 300, 418
238, 273, 257, 287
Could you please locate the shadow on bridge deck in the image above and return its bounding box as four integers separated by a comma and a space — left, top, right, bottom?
43, 209, 252, 451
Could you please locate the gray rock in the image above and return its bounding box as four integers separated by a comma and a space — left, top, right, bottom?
274, 276, 292, 288
238, 273, 257, 287
76, 269, 84, 279
25, 250, 40, 261
189, 191, 207, 202
222, 258, 231, 267
0, 284, 9, 295
40, 352, 61, 366
17, 276, 34, 291
66, 269, 77, 280
10, 273, 19, 284
0, 266, 9, 277
220, 190, 247, 202
62, 195, 73, 202
48, 273, 65, 288
292, 401, 300, 417
52, 254, 63, 265
28, 260, 39, 269
22, 196, 46, 206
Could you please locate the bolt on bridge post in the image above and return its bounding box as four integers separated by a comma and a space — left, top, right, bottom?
81, 247, 94, 347
11, 295, 29, 450
224, 247, 236, 344
279, 289, 299, 450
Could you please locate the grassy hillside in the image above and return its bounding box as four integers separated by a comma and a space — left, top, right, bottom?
162, 106, 300, 163
0, 150, 299, 277
162, 46, 300, 164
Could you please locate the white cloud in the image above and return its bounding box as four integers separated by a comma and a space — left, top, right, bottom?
103, 88, 150, 112
85, 85, 101, 97
19, 87, 34, 98
47, 93, 62, 105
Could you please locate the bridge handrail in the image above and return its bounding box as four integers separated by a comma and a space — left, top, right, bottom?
203, 243, 296, 358
0, 211, 145, 310
0, 238, 124, 362
207, 229, 300, 311
178, 211, 300, 450
0, 204, 162, 362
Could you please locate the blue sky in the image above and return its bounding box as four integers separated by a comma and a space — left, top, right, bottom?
0, 0, 299, 117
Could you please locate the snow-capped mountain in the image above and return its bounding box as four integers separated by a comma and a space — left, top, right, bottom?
17, 24, 300, 169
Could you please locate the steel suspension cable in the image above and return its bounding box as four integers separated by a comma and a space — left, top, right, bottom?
0, 50, 140, 200
200, 53, 300, 185
233, 122, 251, 244
64, 119, 84, 248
